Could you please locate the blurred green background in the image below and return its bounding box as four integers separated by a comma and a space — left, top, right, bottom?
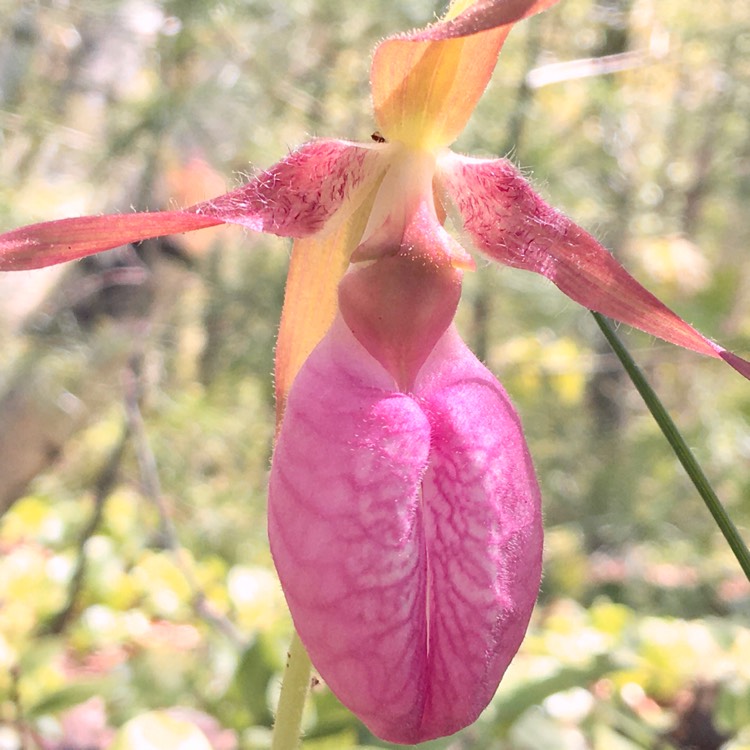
0, 0, 748, 748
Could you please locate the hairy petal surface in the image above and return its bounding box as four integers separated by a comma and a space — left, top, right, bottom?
0, 140, 383, 271
269, 317, 542, 743
275, 193, 378, 418
417, 0, 560, 41
440, 154, 750, 379
190, 139, 383, 235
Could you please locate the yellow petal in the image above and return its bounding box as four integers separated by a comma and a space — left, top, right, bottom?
370, 0, 559, 151
371, 29, 507, 151
274, 196, 376, 424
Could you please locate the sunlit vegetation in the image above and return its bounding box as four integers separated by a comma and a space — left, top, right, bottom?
0, 1, 748, 748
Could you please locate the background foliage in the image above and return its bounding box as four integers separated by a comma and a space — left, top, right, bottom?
0, 0, 748, 748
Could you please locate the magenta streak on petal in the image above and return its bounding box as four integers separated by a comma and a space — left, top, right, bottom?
412, 0, 559, 42
413, 329, 542, 738
188, 139, 383, 235
439, 154, 750, 380
268, 316, 542, 743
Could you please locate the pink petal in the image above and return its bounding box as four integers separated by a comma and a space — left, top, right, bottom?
269, 316, 542, 743
440, 154, 750, 380
339, 249, 462, 392
0, 139, 383, 271
188, 139, 383, 234
341, 187, 471, 390
0, 212, 222, 271
414, 0, 560, 41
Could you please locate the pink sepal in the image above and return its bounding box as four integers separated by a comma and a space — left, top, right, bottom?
440, 154, 750, 379
189, 139, 382, 234
0, 139, 382, 271
269, 316, 542, 743
0, 212, 221, 271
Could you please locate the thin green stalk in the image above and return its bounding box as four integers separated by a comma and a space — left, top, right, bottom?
271, 630, 312, 750
592, 312, 750, 581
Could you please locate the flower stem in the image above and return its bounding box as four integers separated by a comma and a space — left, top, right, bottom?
592, 312, 750, 581
271, 630, 312, 750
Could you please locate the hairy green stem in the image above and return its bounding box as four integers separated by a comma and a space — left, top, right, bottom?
592, 312, 750, 581
271, 630, 312, 750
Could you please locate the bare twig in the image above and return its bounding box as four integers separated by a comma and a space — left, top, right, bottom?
41, 425, 130, 636
123, 355, 245, 647
526, 49, 652, 88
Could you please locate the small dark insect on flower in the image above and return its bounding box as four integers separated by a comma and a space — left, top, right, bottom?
371, 131, 387, 143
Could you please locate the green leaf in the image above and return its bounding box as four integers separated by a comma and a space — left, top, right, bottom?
301, 729, 359, 749
226, 636, 278, 727
508, 706, 580, 750
593, 724, 650, 750
307, 685, 357, 736
26, 683, 101, 718
109, 711, 213, 750
493, 654, 616, 735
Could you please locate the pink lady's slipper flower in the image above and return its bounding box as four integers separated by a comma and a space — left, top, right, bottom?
1, 0, 749, 743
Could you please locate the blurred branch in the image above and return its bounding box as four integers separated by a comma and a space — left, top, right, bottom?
526, 49, 652, 89
0, 327, 131, 519
123, 357, 245, 647
0, 240, 192, 519
680, 36, 741, 236
42, 425, 130, 636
